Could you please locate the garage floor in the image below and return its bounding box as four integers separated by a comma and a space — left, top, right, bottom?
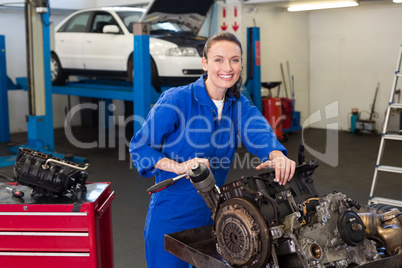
0, 127, 401, 267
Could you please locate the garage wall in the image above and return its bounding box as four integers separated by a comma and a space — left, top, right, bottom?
241, 4, 310, 126
0, 9, 29, 134
0, 7, 81, 133
309, 5, 402, 131
3, 2, 401, 134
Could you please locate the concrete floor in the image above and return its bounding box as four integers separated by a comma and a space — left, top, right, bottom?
0, 127, 401, 267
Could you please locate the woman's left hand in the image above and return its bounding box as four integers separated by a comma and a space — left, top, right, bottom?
256, 150, 296, 185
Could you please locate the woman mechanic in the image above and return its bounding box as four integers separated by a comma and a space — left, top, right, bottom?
129, 31, 296, 268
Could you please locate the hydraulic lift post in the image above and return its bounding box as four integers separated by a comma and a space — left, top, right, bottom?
133, 23, 152, 133
244, 27, 262, 112
1, 1, 86, 165
25, 0, 54, 151
0, 35, 10, 143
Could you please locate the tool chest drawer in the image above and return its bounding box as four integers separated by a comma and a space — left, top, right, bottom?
0, 231, 90, 252
0, 253, 92, 268
0, 182, 115, 268
0, 211, 90, 231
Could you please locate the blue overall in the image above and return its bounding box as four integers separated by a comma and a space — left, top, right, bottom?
129, 75, 286, 268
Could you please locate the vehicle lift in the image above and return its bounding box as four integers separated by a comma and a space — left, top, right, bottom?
244, 27, 262, 112
0, 26, 274, 167
0, 11, 264, 168
0, 1, 160, 167
0, 10, 296, 169
0, 36, 13, 167
0, 0, 59, 167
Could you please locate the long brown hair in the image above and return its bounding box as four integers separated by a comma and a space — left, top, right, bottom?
202, 31, 242, 99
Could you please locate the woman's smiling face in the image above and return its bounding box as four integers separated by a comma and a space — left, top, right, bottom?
202, 40, 243, 99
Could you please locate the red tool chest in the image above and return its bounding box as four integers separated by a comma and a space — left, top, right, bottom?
0, 182, 115, 268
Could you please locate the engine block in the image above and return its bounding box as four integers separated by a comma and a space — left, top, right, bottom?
13, 148, 89, 196
189, 157, 402, 268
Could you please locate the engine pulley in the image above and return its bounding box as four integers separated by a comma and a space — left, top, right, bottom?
214, 197, 271, 268
337, 211, 366, 246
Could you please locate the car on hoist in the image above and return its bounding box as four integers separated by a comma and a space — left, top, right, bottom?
51, 0, 213, 91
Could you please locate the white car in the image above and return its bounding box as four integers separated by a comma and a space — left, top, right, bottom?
51, 4, 211, 91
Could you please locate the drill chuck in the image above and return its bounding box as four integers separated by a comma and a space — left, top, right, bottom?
189, 163, 220, 217
189, 163, 216, 192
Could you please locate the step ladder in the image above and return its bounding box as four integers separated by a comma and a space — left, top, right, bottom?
368, 45, 402, 207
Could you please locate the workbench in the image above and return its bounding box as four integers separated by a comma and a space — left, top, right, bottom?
0, 182, 115, 268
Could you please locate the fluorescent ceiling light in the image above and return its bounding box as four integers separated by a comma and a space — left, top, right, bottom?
393, 0, 402, 3
288, 1, 359, 12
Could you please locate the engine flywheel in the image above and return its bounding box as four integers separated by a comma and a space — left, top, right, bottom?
214, 197, 271, 268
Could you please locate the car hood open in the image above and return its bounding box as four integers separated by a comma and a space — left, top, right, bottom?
140, 0, 215, 35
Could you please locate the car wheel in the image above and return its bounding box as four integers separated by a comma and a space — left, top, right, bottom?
127, 55, 161, 93
150, 58, 161, 93
51, 53, 66, 85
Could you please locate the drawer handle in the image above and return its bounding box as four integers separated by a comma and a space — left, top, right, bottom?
96, 191, 115, 219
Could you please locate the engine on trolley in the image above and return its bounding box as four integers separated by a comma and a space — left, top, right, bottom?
188, 147, 402, 268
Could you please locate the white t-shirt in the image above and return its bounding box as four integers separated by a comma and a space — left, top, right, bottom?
212, 97, 225, 122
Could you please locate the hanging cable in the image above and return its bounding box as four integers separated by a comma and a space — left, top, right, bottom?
0, 173, 15, 182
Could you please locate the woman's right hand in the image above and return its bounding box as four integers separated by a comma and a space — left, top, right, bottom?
176, 158, 210, 178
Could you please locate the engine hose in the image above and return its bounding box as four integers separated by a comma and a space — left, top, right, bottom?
242, 186, 280, 225
262, 191, 280, 225
0, 173, 14, 182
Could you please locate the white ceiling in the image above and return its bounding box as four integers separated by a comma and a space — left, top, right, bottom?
240, 0, 398, 9
0, 0, 397, 12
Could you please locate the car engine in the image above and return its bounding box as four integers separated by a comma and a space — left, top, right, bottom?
12, 148, 89, 196
188, 149, 402, 268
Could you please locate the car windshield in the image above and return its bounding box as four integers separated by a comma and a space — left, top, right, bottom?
116, 11, 143, 32
116, 11, 193, 35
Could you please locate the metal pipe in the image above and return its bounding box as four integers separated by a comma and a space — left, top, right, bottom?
359, 208, 402, 256
42, 158, 89, 171
25, 0, 35, 115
